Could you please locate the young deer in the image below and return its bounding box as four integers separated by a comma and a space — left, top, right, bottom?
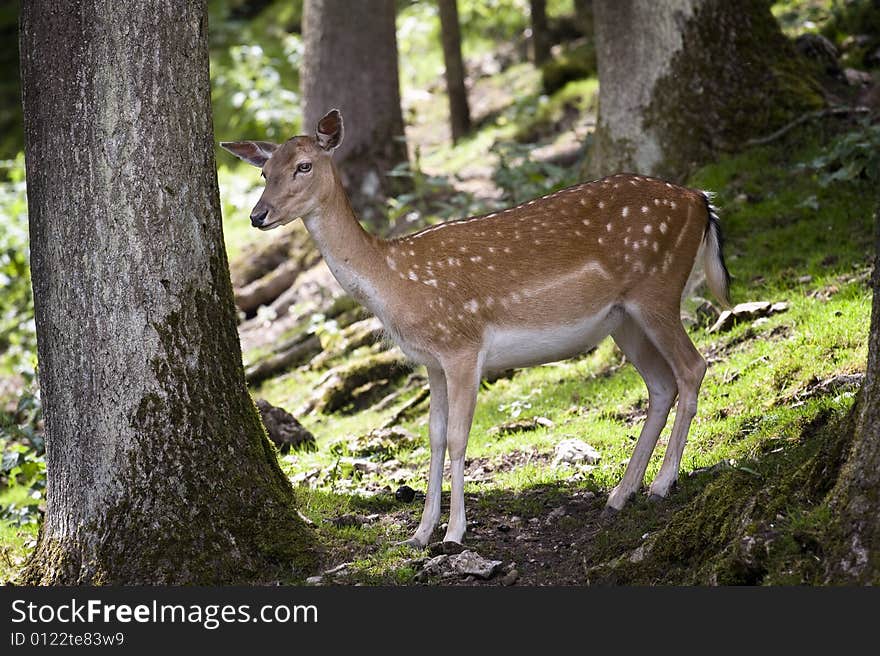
222, 109, 730, 547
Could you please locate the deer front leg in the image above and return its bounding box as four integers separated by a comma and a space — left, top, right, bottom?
441, 353, 480, 545
403, 367, 448, 547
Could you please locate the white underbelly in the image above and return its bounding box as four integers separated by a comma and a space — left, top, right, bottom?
482, 307, 622, 374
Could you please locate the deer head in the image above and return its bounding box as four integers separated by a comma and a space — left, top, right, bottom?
220, 109, 344, 230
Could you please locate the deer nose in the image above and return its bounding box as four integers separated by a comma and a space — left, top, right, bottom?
250, 207, 269, 227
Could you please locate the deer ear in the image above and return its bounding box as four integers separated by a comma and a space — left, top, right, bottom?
220, 140, 278, 167
316, 109, 343, 152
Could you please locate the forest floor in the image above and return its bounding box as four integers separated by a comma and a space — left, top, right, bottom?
1, 3, 878, 585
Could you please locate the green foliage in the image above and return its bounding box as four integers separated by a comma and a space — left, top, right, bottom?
386, 147, 488, 230
209, 0, 304, 144
491, 141, 579, 203
0, 155, 35, 379
541, 40, 596, 94
0, 386, 44, 528
821, 0, 880, 67
801, 119, 880, 186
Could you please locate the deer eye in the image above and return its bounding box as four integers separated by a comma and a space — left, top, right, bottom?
296, 162, 312, 173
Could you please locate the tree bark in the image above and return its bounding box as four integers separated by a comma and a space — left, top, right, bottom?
586, 0, 823, 180
530, 0, 551, 65
19, 0, 315, 584
438, 0, 471, 144
302, 0, 409, 232
824, 205, 880, 584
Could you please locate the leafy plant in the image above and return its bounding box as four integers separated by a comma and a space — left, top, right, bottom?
491, 141, 579, 204
1, 386, 44, 526
0, 154, 36, 379
803, 119, 880, 186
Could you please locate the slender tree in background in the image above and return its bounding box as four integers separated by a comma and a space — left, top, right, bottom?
573, 0, 593, 38
19, 0, 314, 584
825, 206, 880, 583
586, 0, 822, 180
529, 0, 551, 65
302, 0, 409, 231
438, 0, 471, 144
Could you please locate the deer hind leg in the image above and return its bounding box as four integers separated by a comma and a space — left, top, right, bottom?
404, 366, 448, 547
606, 315, 678, 511
630, 307, 707, 500
440, 351, 481, 544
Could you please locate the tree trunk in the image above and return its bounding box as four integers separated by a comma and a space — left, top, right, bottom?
530, 0, 551, 65
438, 0, 471, 144
824, 205, 880, 584
302, 0, 409, 232
19, 0, 315, 585
586, 0, 823, 180
573, 0, 593, 38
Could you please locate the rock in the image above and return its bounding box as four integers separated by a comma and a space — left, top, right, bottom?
708, 300, 787, 333
324, 562, 351, 575
329, 514, 365, 528
395, 485, 417, 503
339, 457, 380, 474
553, 438, 601, 466
344, 426, 419, 458
255, 399, 317, 454
501, 569, 519, 586
844, 67, 872, 86
795, 33, 840, 77
305, 576, 324, 585
422, 554, 449, 577
488, 416, 554, 436
547, 505, 567, 522
448, 550, 503, 579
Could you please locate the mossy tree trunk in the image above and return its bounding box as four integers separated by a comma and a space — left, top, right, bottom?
302, 0, 409, 232
19, 0, 315, 584
824, 206, 880, 584
586, 0, 823, 180
438, 0, 471, 144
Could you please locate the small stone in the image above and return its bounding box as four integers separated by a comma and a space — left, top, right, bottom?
497, 524, 511, 533
553, 438, 601, 466
708, 310, 735, 333
448, 550, 503, 579
547, 505, 567, 522
770, 301, 789, 314
501, 569, 519, 586
422, 554, 449, 577
395, 485, 417, 503
752, 317, 770, 327
255, 399, 316, 454
797, 275, 813, 284
305, 576, 323, 585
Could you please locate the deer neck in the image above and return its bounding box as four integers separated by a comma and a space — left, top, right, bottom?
301, 177, 386, 313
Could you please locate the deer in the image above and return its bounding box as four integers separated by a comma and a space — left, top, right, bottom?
221, 109, 731, 548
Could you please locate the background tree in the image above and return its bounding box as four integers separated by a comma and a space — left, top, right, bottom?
0, 0, 21, 159
586, 0, 823, 180
529, 0, 551, 65
302, 0, 409, 231
438, 0, 471, 144
18, 0, 314, 584
573, 0, 593, 38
